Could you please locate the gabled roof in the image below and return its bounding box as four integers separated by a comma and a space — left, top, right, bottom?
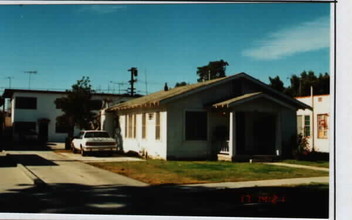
108, 74, 237, 110
212, 92, 299, 110
108, 72, 311, 111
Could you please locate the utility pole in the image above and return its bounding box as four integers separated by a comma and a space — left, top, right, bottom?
128, 67, 138, 96
24, 71, 37, 89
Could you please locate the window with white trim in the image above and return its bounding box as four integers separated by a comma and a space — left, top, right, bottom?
304, 115, 310, 137
155, 112, 160, 140
142, 113, 147, 139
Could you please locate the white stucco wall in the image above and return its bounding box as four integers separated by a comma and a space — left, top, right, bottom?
11, 92, 68, 142
166, 81, 237, 160
119, 109, 167, 159
296, 95, 330, 152
9, 91, 129, 142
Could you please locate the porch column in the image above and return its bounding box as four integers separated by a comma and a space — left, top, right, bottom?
229, 111, 236, 159
275, 112, 282, 156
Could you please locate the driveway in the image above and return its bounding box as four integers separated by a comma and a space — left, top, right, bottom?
57, 152, 144, 163
6, 150, 147, 186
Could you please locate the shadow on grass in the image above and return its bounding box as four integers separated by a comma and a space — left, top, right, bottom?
0, 183, 329, 218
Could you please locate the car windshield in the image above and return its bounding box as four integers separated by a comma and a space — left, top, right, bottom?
84, 132, 110, 138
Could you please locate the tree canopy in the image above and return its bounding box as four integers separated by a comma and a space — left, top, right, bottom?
55, 76, 96, 137
175, 82, 188, 87
269, 71, 330, 97
196, 60, 229, 82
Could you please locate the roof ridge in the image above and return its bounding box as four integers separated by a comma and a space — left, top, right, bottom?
108, 74, 239, 110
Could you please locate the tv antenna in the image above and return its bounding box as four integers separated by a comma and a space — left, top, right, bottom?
110, 81, 126, 94
5, 76, 14, 88
24, 70, 37, 89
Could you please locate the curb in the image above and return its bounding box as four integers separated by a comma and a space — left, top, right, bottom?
17, 163, 46, 187
5, 153, 47, 187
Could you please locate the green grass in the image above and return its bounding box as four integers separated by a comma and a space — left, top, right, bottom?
282, 160, 329, 168
89, 160, 329, 185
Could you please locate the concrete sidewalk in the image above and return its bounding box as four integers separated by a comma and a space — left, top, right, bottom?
263, 162, 329, 172
180, 176, 329, 190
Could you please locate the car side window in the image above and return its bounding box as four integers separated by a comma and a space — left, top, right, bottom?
79, 132, 84, 139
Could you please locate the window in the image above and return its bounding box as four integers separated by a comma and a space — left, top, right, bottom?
297, 115, 303, 135
133, 114, 137, 138
185, 111, 207, 140
155, 112, 160, 140
304, 115, 310, 137
317, 114, 328, 139
15, 97, 37, 109
55, 123, 70, 133
128, 114, 133, 138
126, 114, 136, 138
14, 122, 36, 133
142, 113, 147, 139
84, 131, 110, 138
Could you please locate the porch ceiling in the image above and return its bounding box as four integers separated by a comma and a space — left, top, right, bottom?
212, 92, 262, 108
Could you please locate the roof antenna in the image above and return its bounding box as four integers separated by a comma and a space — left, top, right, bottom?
164, 83, 169, 91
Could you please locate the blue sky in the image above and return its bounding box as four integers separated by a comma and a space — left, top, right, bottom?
0, 3, 330, 94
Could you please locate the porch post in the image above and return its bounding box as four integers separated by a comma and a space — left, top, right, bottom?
229, 111, 236, 160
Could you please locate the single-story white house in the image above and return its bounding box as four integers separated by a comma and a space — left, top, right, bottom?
1, 89, 133, 142
101, 73, 311, 161
296, 94, 330, 153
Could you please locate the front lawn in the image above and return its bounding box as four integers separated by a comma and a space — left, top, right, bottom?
89, 160, 328, 185
281, 160, 329, 168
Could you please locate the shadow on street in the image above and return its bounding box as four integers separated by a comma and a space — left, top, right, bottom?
8, 154, 58, 166
0, 183, 329, 218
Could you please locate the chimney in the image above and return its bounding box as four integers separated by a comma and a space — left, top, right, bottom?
164, 83, 169, 91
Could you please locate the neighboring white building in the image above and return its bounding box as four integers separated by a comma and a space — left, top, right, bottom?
102, 73, 311, 161
1, 89, 133, 142
296, 94, 330, 153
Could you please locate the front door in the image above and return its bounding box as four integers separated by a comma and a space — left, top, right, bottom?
252, 113, 276, 155
236, 112, 276, 155
38, 122, 49, 142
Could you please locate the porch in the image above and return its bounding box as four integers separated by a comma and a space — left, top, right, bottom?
210, 93, 289, 162
213, 111, 281, 162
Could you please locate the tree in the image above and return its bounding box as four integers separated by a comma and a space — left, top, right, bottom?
268, 76, 285, 93
269, 71, 330, 97
175, 82, 188, 87
55, 77, 96, 143
197, 60, 229, 82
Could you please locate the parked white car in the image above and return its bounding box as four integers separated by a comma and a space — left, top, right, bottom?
71, 130, 117, 156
